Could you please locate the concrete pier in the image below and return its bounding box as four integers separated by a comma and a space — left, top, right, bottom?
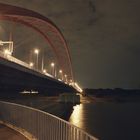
59, 93, 80, 104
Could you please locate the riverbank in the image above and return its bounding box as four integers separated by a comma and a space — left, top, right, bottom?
0, 95, 75, 120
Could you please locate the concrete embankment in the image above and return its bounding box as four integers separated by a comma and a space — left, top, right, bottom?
1, 95, 76, 120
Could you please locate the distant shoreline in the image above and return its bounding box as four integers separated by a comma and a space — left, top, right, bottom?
83, 88, 140, 103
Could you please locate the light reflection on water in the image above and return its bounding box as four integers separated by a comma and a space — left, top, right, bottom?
69, 104, 83, 128
68, 100, 140, 140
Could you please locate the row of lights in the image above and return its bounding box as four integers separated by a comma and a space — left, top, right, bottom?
3, 47, 83, 92
3, 48, 71, 83
29, 49, 69, 83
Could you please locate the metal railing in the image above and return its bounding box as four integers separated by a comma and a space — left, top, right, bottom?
0, 50, 31, 69
0, 101, 98, 140
0, 51, 55, 78
0, 51, 78, 91
0, 51, 70, 83
0, 51, 81, 91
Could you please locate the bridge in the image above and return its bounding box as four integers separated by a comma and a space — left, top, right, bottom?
0, 2, 82, 94
0, 3, 96, 140
0, 51, 77, 95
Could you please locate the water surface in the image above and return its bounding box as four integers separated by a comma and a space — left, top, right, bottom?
69, 97, 140, 140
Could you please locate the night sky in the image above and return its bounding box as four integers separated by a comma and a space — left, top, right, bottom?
0, 0, 140, 89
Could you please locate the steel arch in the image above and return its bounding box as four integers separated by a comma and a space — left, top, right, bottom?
0, 2, 73, 80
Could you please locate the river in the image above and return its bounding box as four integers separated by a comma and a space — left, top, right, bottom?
69, 96, 140, 140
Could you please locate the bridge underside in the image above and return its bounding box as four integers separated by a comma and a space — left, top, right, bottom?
0, 57, 76, 96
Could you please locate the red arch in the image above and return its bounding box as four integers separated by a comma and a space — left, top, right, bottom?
0, 2, 73, 80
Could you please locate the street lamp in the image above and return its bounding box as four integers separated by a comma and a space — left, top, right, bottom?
69, 79, 73, 85
64, 74, 67, 83
0, 40, 13, 55
51, 62, 55, 77
43, 69, 47, 74
4, 49, 11, 55
51, 62, 55, 67
59, 69, 63, 80
29, 62, 34, 67
34, 49, 39, 70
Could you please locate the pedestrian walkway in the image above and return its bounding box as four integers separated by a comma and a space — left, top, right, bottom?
0, 124, 28, 140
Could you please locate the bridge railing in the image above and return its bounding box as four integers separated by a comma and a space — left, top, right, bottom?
0, 51, 32, 69
0, 101, 98, 140
0, 51, 55, 78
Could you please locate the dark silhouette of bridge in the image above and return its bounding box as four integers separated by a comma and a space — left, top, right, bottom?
0, 3, 82, 95
0, 53, 76, 95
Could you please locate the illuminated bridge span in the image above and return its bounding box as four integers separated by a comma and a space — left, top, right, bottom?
0, 3, 97, 140
0, 2, 73, 82
0, 3, 83, 93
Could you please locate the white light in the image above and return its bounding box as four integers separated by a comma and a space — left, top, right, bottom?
4, 49, 11, 55
29, 62, 34, 67
43, 69, 46, 73
0, 40, 3, 45
51, 62, 55, 67
34, 49, 39, 54
74, 82, 83, 93
58, 78, 62, 81
59, 69, 62, 73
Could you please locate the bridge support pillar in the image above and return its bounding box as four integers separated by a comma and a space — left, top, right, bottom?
58, 93, 80, 104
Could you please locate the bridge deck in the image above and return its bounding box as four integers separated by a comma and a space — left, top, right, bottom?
0, 124, 28, 140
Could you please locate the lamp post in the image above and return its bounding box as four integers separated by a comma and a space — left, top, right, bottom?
29, 62, 34, 68
43, 69, 47, 74
64, 74, 67, 83
34, 49, 39, 70
59, 69, 63, 80
51, 62, 55, 77
69, 79, 73, 85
